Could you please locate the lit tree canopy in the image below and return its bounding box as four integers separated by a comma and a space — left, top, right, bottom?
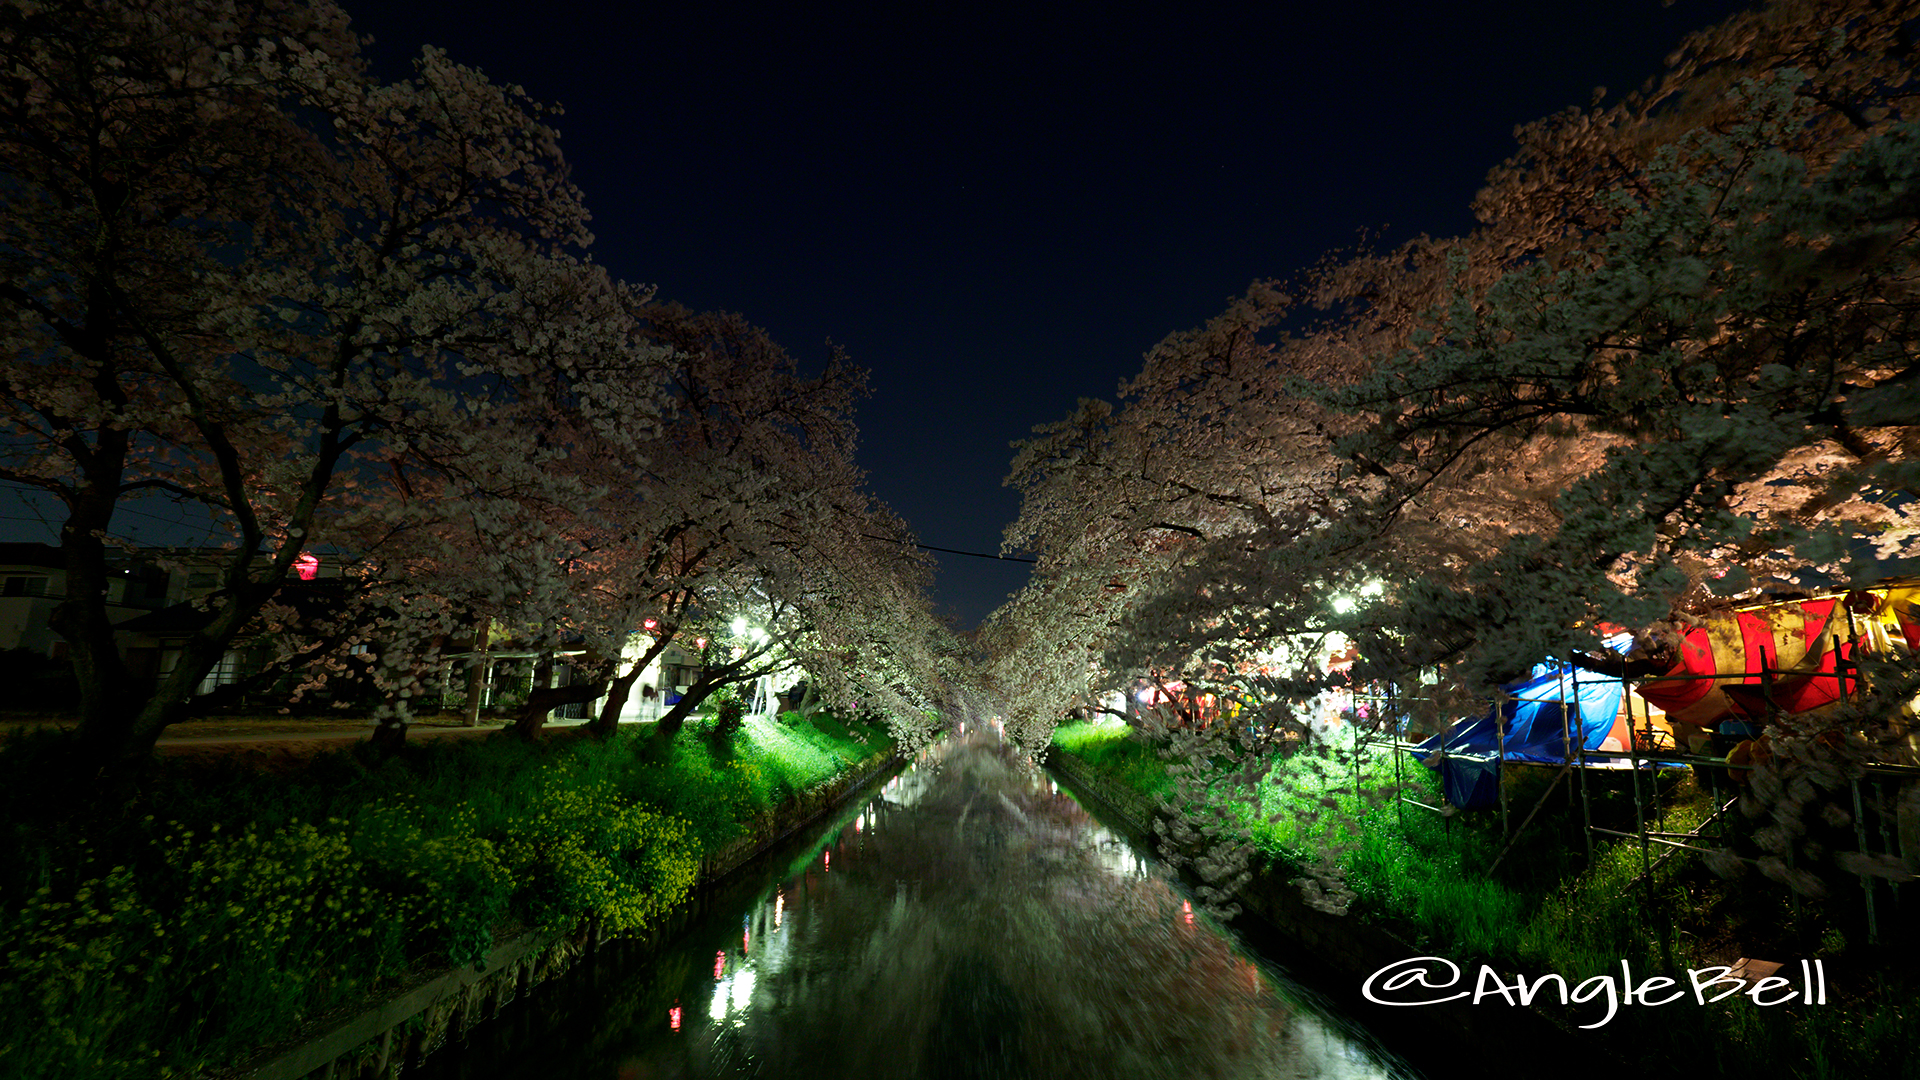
991, 0, 1920, 732
0, 0, 670, 762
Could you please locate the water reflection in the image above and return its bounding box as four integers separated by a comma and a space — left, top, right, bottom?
630, 735, 1413, 1079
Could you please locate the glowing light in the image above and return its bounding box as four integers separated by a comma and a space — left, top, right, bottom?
1182, 899, 1193, 926
695, 637, 708, 649
294, 552, 319, 581
824, 849, 830, 871
731, 968, 755, 1012
731, 616, 748, 636
714, 950, 726, 979
774, 891, 783, 928
669, 1004, 682, 1031
855, 814, 864, 833
643, 617, 659, 631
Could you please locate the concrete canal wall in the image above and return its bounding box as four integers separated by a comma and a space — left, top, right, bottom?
232, 750, 902, 1080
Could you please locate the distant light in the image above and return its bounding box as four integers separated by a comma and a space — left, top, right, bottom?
714, 950, 726, 979
669, 1004, 682, 1031
644, 617, 659, 631
294, 552, 319, 581
732, 617, 748, 636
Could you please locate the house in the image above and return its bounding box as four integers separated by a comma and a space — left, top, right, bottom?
0, 543, 351, 699
0, 542, 180, 658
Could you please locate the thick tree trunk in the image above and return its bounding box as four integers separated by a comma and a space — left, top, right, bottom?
509, 654, 557, 740
590, 632, 675, 739
369, 713, 408, 755
462, 618, 491, 727
590, 667, 644, 739
645, 675, 723, 755
56, 504, 136, 765
369, 668, 435, 756
118, 594, 272, 759
53, 347, 140, 766
514, 680, 608, 739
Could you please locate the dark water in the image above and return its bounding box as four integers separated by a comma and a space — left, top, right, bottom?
418, 736, 1421, 1079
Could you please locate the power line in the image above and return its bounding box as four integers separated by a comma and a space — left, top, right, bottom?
2, 484, 1038, 566
861, 533, 1036, 564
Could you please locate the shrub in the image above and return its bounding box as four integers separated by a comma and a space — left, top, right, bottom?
0, 709, 897, 1079
709, 685, 747, 740
498, 781, 699, 935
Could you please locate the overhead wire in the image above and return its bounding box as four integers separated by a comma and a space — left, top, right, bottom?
4, 490, 1041, 566
860, 533, 1036, 564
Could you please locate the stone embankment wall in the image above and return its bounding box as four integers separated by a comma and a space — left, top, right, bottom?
232, 750, 900, 1080
1044, 749, 1586, 1059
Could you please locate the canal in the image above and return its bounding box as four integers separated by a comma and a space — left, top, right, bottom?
417, 735, 1422, 1079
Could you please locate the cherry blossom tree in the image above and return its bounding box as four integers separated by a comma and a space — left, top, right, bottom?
554, 304, 867, 739
442, 301, 954, 750
989, 284, 1359, 739
0, 0, 668, 765
1004, 0, 1919, 720
991, 0, 1920, 909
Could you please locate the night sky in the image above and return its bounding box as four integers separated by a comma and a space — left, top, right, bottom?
9, 0, 1759, 628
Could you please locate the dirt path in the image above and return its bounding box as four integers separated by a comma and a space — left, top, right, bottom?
1, 716, 599, 766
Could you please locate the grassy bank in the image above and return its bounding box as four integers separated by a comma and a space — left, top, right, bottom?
0, 711, 895, 1080
1049, 720, 1918, 1079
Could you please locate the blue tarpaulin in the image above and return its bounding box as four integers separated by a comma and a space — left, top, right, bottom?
1410, 638, 1632, 810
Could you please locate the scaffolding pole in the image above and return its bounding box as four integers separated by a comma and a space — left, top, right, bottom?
1572, 664, 1595, 864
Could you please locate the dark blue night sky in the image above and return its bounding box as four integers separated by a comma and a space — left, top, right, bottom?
10, 0, 1757, 627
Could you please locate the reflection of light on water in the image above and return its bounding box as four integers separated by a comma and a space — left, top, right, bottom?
654, 744, 1414, 1079
710, 964, 759, 1028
